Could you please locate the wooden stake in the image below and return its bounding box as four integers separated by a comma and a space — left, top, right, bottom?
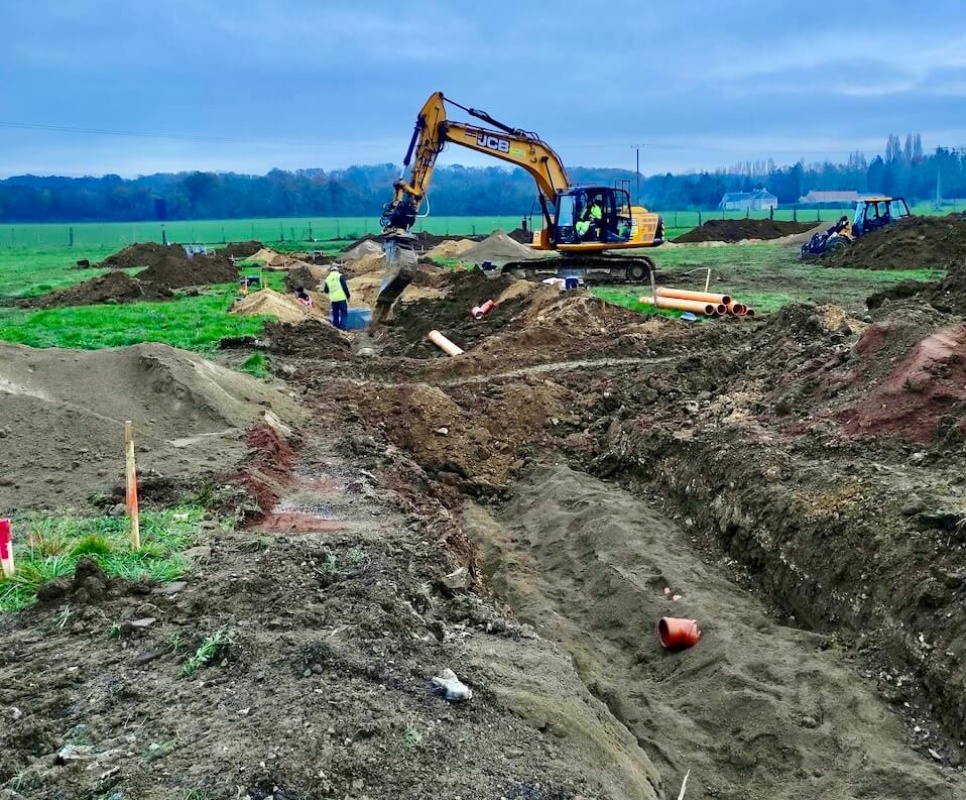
125, 422, 141, 550
0, 518, 14, 579
704, 268, 711, 293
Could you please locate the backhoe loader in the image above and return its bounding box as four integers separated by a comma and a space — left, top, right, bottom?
375, 92, 665, 316
801, 196, 911, 258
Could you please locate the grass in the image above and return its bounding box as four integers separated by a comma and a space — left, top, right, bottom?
0, 507, 203, 612
180, 629, 231, 678
240, 352, 269, 379
0, 284, 267, 352
0, 245, 122, 299
594, 240, 946, 316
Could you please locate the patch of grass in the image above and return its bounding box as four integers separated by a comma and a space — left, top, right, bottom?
0, 285, 267, 352
0, 507, 203, 612
180, 629, 231, 678
403, 724, 423, 749
240, 352, 269, 379
0, 246, 118, 299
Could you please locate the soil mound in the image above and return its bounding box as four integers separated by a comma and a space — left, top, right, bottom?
245, 248, 291, 267
137, 252, 239, 290
231, 289, 323, 324
673, 218, 815, 243
32, 243, 241, 308
824, 213, 966, 270
426, 238, 477, 259
460, 230, 544, 264
507, 227, 534, 244
282, 264, 327, 293
223, 240, 264, 259
25, 270, 172, 309
342, 240, 384, 261
263, 318, 353, 359
99, 242, 174, 269
388, 269, 519, 352
0, 342, 302, 510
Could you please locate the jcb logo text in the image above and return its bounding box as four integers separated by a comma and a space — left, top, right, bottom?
477, 134, 510, 154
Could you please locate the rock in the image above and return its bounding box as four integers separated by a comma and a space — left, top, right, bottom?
439, 567, 470, 593
124, 618, 157, 632
800, 715, 820, 729
156, 581, 188, 595
56, 743, 95, 764
183, 546, 212, 561
901, 495, 925, 516
431, 668, 473, 702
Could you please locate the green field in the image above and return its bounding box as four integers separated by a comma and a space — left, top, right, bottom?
0, 213, 949, 354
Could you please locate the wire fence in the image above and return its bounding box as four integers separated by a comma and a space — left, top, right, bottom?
2, 204, 963, 250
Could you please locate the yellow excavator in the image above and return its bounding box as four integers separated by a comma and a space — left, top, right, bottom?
375, 92, 665, 315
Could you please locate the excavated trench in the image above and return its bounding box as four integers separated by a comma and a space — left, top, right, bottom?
462, 465, 964, 800
270, 269, 966, 795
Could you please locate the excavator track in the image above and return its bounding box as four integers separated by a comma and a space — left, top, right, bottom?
489, 254, 657, 285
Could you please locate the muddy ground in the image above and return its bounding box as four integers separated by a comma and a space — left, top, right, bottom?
261, 265, 966, 797
4, 244, 966, 798
673, 218, 815, 243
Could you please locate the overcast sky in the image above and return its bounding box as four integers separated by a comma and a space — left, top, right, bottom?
3, 0, 965, 178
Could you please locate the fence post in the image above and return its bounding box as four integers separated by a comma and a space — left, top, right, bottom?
698, 211, 702, 226
69, 227, 74, 247
161, 224, 168, 246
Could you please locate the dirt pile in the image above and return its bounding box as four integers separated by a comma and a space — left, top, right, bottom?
262, 318, 352, 359
0, 342, 302, 511
281, 263, 326, 293
231, 289, 326, 324
460, 230, 544, 264
244, 247, 292, 267
673, 218, 815, 243
29, 244, 242, 308
825, 213, 966, 270
342, 240, 384, 261
223, 240, 264, 260
25, 270, 174, 309
426, 238, 477, 259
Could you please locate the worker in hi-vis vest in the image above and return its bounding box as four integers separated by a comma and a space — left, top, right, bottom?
323, 265, 351, 330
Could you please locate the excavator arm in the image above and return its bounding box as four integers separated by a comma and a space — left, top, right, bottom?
380, 92, 571, 233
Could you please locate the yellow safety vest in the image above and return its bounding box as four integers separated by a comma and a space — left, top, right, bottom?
325, 271, 347, 302
589, 203, 602, 220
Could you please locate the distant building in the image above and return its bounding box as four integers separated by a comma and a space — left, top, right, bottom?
719, 189, 778, 211
798, 190, 862, 206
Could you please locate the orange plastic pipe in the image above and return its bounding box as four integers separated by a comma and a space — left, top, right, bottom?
638, 296, 715, 316
659, 617, 701, 649
745, 308, 756, 317
427, 330, 464, 356
713, 303, 727, 315
656, 287, 731, 306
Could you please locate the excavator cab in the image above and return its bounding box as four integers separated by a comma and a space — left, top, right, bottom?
550, 187, 634, 245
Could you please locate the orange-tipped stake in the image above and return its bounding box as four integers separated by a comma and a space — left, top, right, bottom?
0, 519, 14, 578
125, 421, 141, 550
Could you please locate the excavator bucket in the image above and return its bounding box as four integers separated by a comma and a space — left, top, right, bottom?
374, 232, 418, 322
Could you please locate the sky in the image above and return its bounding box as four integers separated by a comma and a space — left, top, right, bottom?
2, 0, 966, 179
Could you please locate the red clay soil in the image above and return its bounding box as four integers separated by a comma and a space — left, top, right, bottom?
824, 213, 966, 270
673, 218, 814, 243
226, 424, 297, 523
838, 323, 966, 442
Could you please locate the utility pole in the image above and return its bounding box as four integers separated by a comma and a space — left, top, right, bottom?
632, 144, 644, 205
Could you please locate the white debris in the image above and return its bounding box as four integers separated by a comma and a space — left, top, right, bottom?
432, 668, 473, 702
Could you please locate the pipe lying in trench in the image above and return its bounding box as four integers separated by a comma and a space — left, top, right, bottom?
427, 330, 465, 357
656, 287, 732, 306
639, 295, 716, 316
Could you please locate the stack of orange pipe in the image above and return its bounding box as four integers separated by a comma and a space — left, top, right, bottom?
638, 287, 755, 317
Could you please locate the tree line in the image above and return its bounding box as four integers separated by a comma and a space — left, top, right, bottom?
1, 135, 963, 222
